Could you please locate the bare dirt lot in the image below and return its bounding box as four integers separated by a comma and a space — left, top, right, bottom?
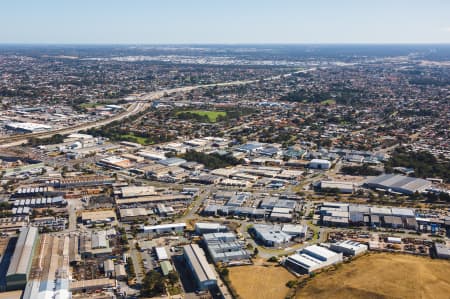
296, 253, 450, 299
229, 264, 295, 299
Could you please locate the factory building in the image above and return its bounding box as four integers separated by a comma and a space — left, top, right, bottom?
203, 232, 249, 264
308, 159, 331, 169
120, 186, 156, 198
330, 240, 368, 256
252, 224, 291, 247
285, 245, 343, 274
183, 244, 217, 291
22, 235, 71, 299
6, 227, 39, 290
155, 247, 169, 261
5, 122, 52, 133
141, 223, 186, 234
434, 243, 450, 259
195, 222, 228, 235
364, 174, 432, 195
281, 224, 308, 238
119, 208, 152, 222
81, 209, 117, 227
49, 175, 115, 188
160, 261, 174, 276
319, 180, 355, 194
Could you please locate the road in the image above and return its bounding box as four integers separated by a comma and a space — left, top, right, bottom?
0, 68, 316, 148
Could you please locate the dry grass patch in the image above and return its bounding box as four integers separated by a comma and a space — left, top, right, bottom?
228, 264, 295, 299
296, 253, 450, 299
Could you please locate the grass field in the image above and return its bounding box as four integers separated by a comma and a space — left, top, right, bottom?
296, 253, 450, 299
228, 264, 295, 299
177, 110, 226, 122
320, 98, 336, 105
119, 133, 151, 145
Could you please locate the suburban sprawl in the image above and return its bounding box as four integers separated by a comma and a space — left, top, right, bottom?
0, 45, 449, 299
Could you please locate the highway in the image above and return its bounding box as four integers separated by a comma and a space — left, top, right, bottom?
0, 68, 316, 148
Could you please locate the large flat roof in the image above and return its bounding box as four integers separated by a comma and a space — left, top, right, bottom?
7, 226, 38, 277
183, 244, 216, 283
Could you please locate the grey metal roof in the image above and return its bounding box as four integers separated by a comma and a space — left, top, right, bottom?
7, 226, 38, 277
183, 244, 216, 283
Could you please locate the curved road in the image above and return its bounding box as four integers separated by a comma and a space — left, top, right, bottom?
0, 68, 315, 148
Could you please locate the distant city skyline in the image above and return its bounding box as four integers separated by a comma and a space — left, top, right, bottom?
1, 0, 450, 44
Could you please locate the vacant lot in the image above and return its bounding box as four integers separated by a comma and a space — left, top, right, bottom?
177, 110, 226, 122
229, 264, 295, 299
296, 253, 450, 299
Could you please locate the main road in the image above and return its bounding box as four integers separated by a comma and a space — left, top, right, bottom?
0, 68, 316, 148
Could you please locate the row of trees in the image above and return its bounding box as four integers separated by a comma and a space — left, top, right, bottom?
181, 150, 243, 169
340, 164, 382, 176
28, 134, 65, 146
385, 147, 450, 183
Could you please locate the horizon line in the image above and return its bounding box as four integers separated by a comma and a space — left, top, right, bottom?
1, 42, 450, 46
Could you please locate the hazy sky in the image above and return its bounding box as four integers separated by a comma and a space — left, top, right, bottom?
1, 0, 450, 44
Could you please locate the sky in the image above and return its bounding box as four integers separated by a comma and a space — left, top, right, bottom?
1, 0, 450, 44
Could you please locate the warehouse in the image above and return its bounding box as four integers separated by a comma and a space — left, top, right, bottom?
160, 260, 174, 276
281, 224, 308, 238
5, 122, 52, 133
364, 174, 432, 195
183, 244, 217, 291
252, 224, 291, 247
141, 223, 186, 234
81, 209, 117, 226
203, 232, 249, 264
320, 180, 355, 194
97, 156, 131, 169
69, 278, 115, 293
330, 240, 368, 256
308, 159, 331, 169
6, 227, 39, 290
120, 186, 156, 198
115, 194, 192, 206
284, 245, 343, 274
22, 235, 71, 299
119, 208, 152, 222
155, 247, 169, 261
434, 243, 450, 259
114, 264, 127, 281
195, 222, 228, 235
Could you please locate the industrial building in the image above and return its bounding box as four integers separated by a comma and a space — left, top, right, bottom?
6, 227, 39, 290
319, 202, 417, 229
155, 247, 169, 261
22, 235, 71, 299
434, 243, 450, 259
252, 224, 291, 247
284, 245, 343, 274
50, 176, 115, 188
141, 223, 186, 234
119, 208, 152, 222
195, 222, 228, 235
183, 244, 217, 291
97, 156, 131, 169
120, 186, 156, 198
319, 180, 355, 194
5, 122, 52, 133
364, 174, 432, 195
160, 260, 174, 276
81, 209, 117, 227
281, 224, 308, 238
203, 232, 249, 264
308, 159, 331, 169
330, 240, 368, 256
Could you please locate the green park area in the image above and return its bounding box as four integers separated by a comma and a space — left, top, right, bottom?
320, 99, 336, 105
176, 110, 227, 122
